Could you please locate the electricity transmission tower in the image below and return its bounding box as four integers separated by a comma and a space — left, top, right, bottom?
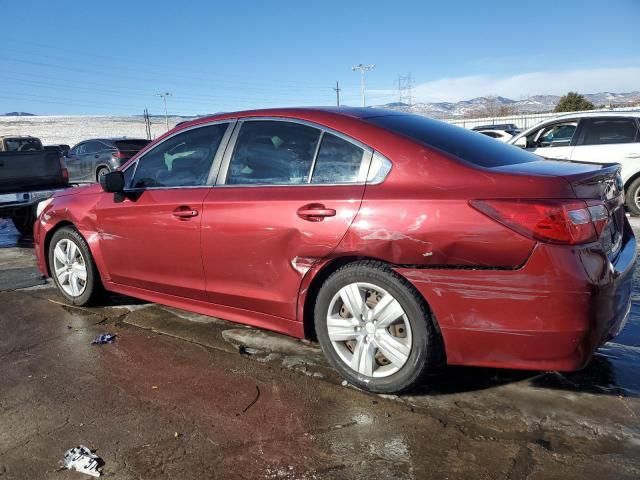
397, 73, 414, 106
351, 64, 375, 107
155, 92, 173, 130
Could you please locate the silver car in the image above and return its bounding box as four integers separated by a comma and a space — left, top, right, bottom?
65, 138, 149, 183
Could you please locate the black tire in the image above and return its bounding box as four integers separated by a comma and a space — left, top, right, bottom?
48, 226, 103, 305
11, 207, 36, 236
96, 167, 109, 183
314, 260, 440, 394
625, 177, 640, 216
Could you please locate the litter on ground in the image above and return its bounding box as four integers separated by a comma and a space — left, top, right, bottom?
61, 445, 102, 477
91, 333, 117, 345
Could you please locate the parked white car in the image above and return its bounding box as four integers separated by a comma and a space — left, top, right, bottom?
509, 111, 640, 214
476, 129, 515, 142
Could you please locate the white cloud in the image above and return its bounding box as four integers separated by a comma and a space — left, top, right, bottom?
372, 67, 640, 103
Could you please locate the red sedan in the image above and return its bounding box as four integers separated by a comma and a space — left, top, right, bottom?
34, 107, 636, 393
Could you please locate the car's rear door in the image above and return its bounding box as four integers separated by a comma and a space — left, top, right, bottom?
65, 143, 84, 182
94, 122, 233, 300
200, 119, 371, 322
569, 117, 640, 183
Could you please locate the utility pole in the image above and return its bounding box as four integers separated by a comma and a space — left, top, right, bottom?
333, 81, 341, 106
155, 92, 172, 130
351, 64, 375, 107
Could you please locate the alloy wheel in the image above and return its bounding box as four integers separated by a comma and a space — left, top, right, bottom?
327, 282, 412, 378
53, 238, 87, 297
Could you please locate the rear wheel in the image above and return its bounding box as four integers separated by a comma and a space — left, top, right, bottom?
315, 260, 440, 393
48, 227, 102, 305
625, 177, 640, 216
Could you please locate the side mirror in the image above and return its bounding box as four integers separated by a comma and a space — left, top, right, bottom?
513, 136, 527, 148
100, 171, 124, 193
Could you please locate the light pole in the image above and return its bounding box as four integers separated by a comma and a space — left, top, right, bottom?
351, 64, 375, 107
155, 92, 172, 130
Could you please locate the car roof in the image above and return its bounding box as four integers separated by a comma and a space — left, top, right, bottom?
176, 106, 403, 129
551, 110, 640, 121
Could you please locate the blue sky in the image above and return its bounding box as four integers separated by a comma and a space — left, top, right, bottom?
1, 0, 639, 115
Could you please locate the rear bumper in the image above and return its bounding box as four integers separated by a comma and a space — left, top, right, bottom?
396, 222, 636, 371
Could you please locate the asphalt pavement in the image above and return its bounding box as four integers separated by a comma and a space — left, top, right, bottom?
1, 217, 639, 479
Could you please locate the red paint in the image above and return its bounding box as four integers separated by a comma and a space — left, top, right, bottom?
34, 107, 636, 372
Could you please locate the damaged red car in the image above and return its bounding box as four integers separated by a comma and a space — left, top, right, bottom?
34, 108, 636, 393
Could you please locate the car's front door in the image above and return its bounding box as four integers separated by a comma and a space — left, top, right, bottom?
570, 117, 640, 182
94, 122, 232, 300
525, 120, 579, 160
201, 119, 371, 323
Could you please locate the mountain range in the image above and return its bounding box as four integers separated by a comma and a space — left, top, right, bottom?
380, 91, 640, 118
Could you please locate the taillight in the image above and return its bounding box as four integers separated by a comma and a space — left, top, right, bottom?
59, 156, 69, 182
112, 151, 126, 159
470, 199, 610, 245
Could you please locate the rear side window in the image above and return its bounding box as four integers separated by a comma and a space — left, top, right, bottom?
311, 133, 365, 184
115, 140, 150, 152
4, 137, 42, 152
226, 121, 321, 185
580, 118, 639, 145
366, 114, 536, 168
131, 124, 228, 188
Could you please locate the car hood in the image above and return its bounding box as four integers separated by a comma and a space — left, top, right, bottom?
54, 183, 103, 198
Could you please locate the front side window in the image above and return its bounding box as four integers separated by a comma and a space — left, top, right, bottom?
532, 122, 578, 148
131, 123, 228, 188
311, 133, 365, 184
581, 118, 639, 145
226, 121, 321, 185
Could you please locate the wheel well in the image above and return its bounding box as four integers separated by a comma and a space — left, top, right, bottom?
624, 172, 640, 198
43, 221, 75, 276
95, 165, 110, 181
302, 256, 443, 343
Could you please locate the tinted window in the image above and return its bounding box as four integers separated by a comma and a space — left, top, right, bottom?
366, 114, 536, 168
534, 122, 577, 148
115, 139, 150, 152
581, 118, 639, 145
131, 124, 227, 188
311, 133, 365, 184
226, 121, 321, 185
76, 144, 86, 155
4, 137, 42, 152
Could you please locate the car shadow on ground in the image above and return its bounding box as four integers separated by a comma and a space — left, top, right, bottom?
410, 353, 637, 398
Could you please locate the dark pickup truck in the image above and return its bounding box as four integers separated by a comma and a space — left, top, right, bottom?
0, 136, 69, 235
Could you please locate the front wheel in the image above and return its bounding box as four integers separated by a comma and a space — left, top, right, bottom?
315, 261, 440, 394
49, 227, 102, 305
10, 206, 36, 236
625, 177, 640, 216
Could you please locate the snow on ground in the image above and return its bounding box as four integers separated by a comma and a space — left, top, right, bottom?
0, 115, 192, 146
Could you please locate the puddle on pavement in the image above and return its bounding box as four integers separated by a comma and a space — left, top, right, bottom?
0, 218, 32, 248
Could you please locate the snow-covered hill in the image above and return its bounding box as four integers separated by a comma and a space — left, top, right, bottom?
380, 91, 640, 118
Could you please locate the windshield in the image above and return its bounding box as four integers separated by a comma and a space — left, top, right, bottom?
366, 115, 537, 168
